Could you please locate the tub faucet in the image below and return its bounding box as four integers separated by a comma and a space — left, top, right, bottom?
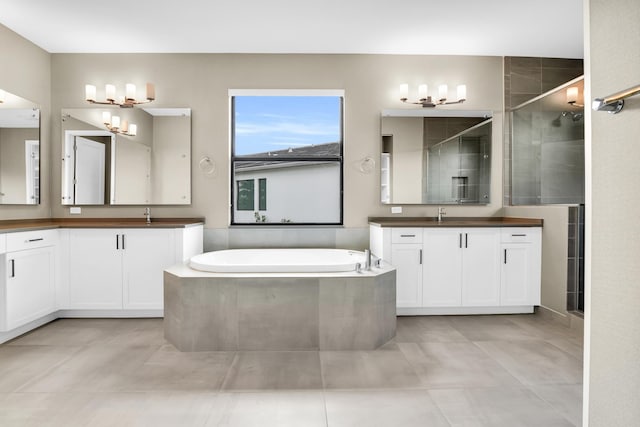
437, 206, 446, 222
144, 207, 151, 224
364, 249, 371, 270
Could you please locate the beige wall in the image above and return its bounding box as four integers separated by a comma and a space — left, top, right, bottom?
0, 24, 51, 219
586, 0, 640, 425
49, 54, 504, 226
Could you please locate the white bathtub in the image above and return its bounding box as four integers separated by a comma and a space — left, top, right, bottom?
189, 248, 366, 273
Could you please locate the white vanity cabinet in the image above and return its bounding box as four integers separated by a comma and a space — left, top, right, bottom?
500, 228, 542, 306
62, 225, 203, 313
389, 229, 423, 307
370, 221, 542, 315
1, 229, 57, 331
423, 228, 501, 307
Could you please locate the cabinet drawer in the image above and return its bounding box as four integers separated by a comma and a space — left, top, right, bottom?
501, 228, 537, 243
6, 229, 58, 252
0, 234, 6, 254
391, 228, 423, 244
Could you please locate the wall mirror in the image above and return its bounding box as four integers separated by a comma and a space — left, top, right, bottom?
0, 89, 40, 205
381, 109, 492, 205
61, 108, 191, 205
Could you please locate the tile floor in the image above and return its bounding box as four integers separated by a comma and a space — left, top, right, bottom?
0, 314, 583, 426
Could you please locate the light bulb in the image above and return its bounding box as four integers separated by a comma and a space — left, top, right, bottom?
457, 85, 467, 101
105, 84, 116, 102
111, 115, 121, 129
438, 84, 448, 101
399, 84, 409, 100
126, 83, 136, 101
418, 84, 428, 100
85, 85, 96, 102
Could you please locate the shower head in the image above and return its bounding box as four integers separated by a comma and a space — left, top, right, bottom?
561, 111, 584, 122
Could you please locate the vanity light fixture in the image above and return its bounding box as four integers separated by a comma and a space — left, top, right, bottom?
399, 83, 466, 107
102, 111, 137, 136
566, 87, 584, 107
86, 83, 155, 108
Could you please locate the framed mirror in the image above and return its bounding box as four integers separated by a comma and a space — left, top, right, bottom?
0, 89, 40, 205
61, 108, 191, 205
381, 109, 492, 205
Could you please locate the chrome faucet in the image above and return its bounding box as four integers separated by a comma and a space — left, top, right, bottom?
144, 207, 151, 224
437, 206, 446, 222
364, 249, 371, 270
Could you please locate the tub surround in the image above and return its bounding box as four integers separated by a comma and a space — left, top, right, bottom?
164, 263, 396, 351
368, 216, 543, 228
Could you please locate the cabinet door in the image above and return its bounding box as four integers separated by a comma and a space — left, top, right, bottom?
391, 243, 423, 307
68, 229, 123, 309
5, 246, 55, 331
501, 244, 533, 306
461, 229, 501, 306
423, 229, 463, 306
122, 229, 176, 309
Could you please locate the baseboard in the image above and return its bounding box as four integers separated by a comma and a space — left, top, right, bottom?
0, 314, 58, 344
537, 305, 584, 334
57, 309, 164, 318
397, 306, 535, 316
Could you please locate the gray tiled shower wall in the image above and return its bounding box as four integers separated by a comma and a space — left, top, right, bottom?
503, 57, 584, 205
566, 205, 585, 314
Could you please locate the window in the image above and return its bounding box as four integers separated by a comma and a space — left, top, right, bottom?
230, 90, 344, 225
236, 179, 255, 210
259, 178, 267, 211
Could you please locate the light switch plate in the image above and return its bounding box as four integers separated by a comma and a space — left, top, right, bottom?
391, 206, 402, 214
70, 207, 81, 214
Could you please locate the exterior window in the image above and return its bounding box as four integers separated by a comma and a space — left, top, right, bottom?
230, 90, 344, 225
259, 178, 267, 211
236, 179, 254, 210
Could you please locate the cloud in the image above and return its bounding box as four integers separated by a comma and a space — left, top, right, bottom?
235, 120, 339, 137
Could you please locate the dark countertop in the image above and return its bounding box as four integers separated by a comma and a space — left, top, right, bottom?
368, 216, 543, 228
0, 218, 205, 233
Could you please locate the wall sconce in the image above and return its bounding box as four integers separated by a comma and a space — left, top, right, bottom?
566, 87, 584, 107
86, 83, 155, 108
400, 83, 466, 107
103, 111, 137, 136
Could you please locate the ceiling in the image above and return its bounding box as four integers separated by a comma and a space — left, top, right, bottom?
0, 0, 583, 58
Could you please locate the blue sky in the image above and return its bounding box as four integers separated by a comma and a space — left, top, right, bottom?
234, 96, 342, 156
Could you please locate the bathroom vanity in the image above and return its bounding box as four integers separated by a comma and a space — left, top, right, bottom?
369, 217, 542, 315
0, 218, 203, 343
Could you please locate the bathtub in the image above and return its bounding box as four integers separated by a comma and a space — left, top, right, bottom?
189, 248, 365, 273
164, 248, 396, 351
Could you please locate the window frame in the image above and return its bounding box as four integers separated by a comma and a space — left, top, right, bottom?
229, 90, 344, 226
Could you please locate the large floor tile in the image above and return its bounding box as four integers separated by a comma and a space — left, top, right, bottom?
6, 319, 136, 347
325, 390, 450, 427
395, 316, 469, 343
0, 392, 94, 427
449, 315, 540, 341
546, 337, 584, 361
222, 351, 323, 391
429, 387, 575, 427
320, 343, 422, 389
398, 342, 522, 389
205, 391, 327, 427
531, 384, 583, 426
114, 344, 236, 391
475, 340, 583, 385
0, 346, 82, 392
16, 345, 161, 392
